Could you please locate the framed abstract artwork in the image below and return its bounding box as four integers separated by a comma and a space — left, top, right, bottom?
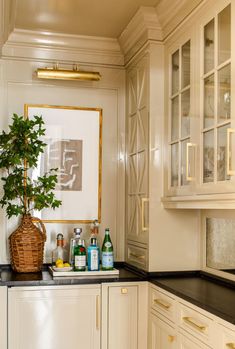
24, 104, 102, 223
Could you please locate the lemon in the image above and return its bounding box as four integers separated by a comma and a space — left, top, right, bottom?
64, 263, 70, 267
56, 262, 64, 268
55, 258, 63, 266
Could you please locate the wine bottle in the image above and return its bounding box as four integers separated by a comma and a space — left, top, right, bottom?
101, 228, 114, 270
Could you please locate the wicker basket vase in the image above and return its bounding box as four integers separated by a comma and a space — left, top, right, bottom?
9, 214, 46, 273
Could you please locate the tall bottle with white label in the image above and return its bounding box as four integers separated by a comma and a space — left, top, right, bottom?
101, 228, 114, 270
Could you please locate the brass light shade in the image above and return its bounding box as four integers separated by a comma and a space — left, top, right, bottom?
36, 67, 101, 81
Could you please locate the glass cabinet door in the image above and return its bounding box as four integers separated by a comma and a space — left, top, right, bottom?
169, 39, 193, 194
201, 3, 235, 191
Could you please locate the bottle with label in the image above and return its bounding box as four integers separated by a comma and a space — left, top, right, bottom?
69, 228, 82, 267
74, 238, 86, 271
101, 228, 114, 270
87, 237, 100, 271
52, 233, 66, 265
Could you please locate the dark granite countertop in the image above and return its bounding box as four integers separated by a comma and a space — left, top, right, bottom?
150, 273, 235, 325
0, 264, 147, 287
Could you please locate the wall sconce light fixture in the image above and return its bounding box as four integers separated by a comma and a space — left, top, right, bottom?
36, 65, 101, 81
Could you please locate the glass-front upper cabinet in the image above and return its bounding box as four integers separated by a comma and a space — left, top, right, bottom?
201, 2, 235, 194
168, 38, 195, 195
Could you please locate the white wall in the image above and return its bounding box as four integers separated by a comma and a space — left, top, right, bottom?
0, 54, 125, 264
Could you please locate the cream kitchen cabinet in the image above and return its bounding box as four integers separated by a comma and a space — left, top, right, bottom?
163, 0, 235, 208
149, 283, 235, 349
149, 313, 177, 349
126, 52, 149, 251
0, 286, 7, 349
8, 285, 101, 349
101, 281, 148, 349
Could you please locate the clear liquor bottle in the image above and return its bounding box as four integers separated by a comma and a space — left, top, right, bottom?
52, 233, 66, 265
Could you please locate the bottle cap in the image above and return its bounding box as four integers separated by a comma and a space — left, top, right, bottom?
56, 233, 64, 240
74, 228, 82, 235
91, 237, 97, 245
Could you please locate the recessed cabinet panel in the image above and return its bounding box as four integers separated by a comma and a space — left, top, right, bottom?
108, 286, 138, 349
126, 54, 149, 249
128, 70, 138, 115
138, 108, 148, 152
8, 287, 100, 349
149, 314, 177, 349
128, 155, 137, 193
129, 115, 137, 154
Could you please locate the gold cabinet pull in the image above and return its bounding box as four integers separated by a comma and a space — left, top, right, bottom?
226, 344, 235, 349
141, 198, 149, 231
154, 298, 171, 309
129, 252, 145, 260
227, 128, 235, 175
121, 288, 128, 294
183, 316, 206, 332
186, 142, 196, 181
168, 335, 175, 343
96, 295, 100, 330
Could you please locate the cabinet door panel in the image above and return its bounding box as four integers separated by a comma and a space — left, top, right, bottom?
149, 313, 177, 349
8, 287, 100, 349
108, 286, 138, 349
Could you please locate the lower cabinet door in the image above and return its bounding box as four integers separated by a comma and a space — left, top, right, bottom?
8, 285, 101, 349
107, 285, 138, 349
179, 332, 211, 349
149, 313, 177, 349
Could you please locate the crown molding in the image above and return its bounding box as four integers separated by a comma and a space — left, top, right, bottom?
2, 29, 124, 66
0, 0, 16, 52
155, 0, 204, 39
118, 6, 163, 64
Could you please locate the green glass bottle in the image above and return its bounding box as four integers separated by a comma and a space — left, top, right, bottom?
74, 238, 86, 271
101, 228, 114, 270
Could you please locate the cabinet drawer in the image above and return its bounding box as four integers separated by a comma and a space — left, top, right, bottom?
126, 244, 148, 270
219, 323, 235, 349
178, 303, 214, 345
150, 287, 175, 322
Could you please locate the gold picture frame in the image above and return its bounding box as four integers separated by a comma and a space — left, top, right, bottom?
24, 104, 102, 223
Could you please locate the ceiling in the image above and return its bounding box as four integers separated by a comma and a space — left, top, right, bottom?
15, 0, 160, 39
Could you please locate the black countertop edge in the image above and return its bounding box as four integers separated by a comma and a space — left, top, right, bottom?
147, 270, 201, 278
200, 270, 235, 289
150, 278, 235, 324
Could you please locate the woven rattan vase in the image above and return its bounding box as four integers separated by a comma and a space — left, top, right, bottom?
9, 214, 46, 273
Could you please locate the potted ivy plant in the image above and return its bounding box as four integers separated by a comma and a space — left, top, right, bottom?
0, 113, 62, 272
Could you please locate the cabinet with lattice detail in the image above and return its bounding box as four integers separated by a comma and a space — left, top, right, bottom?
126, 53, 149, 251
125, 42, 164, 271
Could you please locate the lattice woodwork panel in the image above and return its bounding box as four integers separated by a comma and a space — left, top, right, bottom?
128, 154, 137, 194
127, 195, 137, 238
137, 108, 148, 152
128, 114, 137, 154
138, 151, 148, 194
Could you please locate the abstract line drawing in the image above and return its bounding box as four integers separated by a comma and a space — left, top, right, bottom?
45, 139, 83, 191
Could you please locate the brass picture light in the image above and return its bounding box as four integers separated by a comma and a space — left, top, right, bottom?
36, 65, 101, 81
